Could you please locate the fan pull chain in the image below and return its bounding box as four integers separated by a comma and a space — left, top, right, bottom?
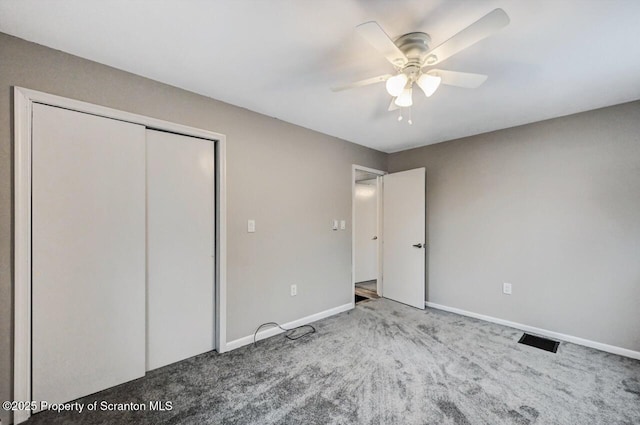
397, 107, 413, 125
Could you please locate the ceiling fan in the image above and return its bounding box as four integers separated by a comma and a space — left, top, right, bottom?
332, 9, 510, 123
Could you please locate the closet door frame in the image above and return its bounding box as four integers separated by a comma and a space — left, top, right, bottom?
13, 87, 228, 424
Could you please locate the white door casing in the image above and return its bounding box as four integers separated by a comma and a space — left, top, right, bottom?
351, 165, 385, 303
382, 168, 426, 309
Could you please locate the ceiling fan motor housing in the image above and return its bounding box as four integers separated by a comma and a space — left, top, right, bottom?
395, 32, 432, 66
394, 32, 436, 85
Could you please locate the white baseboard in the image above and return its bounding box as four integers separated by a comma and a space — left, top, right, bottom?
225, 302, 354, 352
425, 301, 640, 360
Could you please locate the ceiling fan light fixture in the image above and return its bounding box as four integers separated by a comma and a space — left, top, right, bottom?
417, 73, 442, 97
385, 73, 408, 97
394, 87, 413, 107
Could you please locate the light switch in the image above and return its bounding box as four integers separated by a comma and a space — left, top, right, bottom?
340, 220, 346, 230
248, 219, 256, 233
332, 220, 338, 230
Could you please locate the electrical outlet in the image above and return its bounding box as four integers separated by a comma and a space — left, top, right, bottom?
290, 284, 297, 296
503, 282, 512, 295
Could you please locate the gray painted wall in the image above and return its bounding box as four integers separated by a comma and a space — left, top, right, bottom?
388, 101, 640, 353
0, 33, 386, 423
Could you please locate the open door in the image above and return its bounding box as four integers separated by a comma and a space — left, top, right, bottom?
382, 168, 426, 309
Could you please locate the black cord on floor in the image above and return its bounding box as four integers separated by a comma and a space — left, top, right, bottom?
253, 322, 316, 347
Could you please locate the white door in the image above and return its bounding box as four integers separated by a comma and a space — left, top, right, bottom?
355, 181, 378, 282
32, 104, 146, 407
146, 130, 215, 370
382, 168, 426, 309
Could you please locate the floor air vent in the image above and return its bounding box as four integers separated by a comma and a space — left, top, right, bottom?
518, 333, 559, 353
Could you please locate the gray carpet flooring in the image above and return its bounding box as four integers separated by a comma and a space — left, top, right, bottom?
27, 299, 640, 424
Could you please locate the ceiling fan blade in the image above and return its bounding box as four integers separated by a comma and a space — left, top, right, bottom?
388, 98, 399, 111
331, 74, 392, 92
424, 9, 509, 66
356, 21, 408, 67
428, 69, 488, 88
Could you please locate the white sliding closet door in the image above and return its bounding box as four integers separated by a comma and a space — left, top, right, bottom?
32, 104, 146, 407
146, 130, 215, 370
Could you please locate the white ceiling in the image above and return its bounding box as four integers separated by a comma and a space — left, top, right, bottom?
2, 0, 640, 153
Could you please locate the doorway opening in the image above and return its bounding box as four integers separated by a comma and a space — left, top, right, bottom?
352, 165, 385, 305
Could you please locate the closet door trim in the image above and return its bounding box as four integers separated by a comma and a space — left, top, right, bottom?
13, 87, 228, 424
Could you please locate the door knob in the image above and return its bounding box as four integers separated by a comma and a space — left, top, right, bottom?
412, 243, 423, 248
372, 236, 378, 240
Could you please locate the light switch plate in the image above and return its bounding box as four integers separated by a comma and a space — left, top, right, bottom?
332, 220, 338, 230
503, 282, 512, 295
340, 220, 346, 230
247, 219, 255, 233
